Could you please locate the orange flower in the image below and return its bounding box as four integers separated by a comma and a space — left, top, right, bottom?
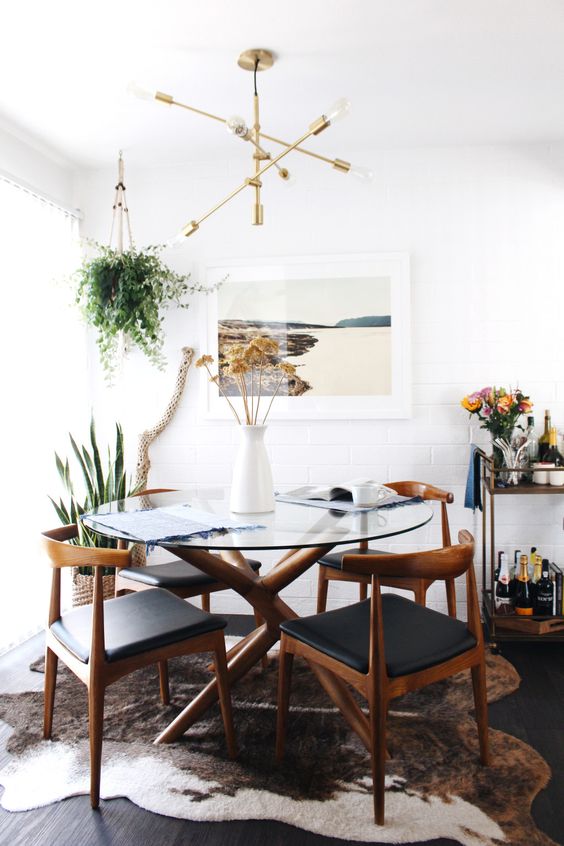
496, 395, 513, 415
519, 398, 533, 413
461, 396, 482, 413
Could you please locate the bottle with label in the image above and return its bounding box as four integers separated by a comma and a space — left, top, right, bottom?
509, 549, 521, 598
525, 417, 539, 463
529, 546, 537, 580
495, 552, 513, 615
531, 553, 543, 601
515, 554, 534, 615
533, 559, 554, 616
543, 428, 564, 467
538, 410, 552, 460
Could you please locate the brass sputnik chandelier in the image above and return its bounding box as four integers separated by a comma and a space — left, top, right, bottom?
129, 48, 372, 244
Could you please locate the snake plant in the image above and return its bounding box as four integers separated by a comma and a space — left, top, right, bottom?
49, 416, 140, 573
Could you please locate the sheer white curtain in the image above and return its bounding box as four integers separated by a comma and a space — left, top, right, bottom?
0, 176, 88, 653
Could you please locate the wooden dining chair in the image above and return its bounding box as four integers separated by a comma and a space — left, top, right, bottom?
316, 481, 456, 616
42, 524, 237, 809
114, 488, 267, 670
276, 530, 489, 825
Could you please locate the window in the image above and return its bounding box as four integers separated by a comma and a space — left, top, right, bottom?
0, 176, 87, 652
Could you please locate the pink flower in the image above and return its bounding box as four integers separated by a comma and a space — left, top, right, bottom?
482, 406, 492, 416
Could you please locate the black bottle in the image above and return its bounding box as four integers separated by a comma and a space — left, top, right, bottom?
533, 559, 554, 616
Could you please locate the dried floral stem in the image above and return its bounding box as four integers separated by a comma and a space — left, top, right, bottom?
262, 373, 286, 425
254, 354, 266, 425
202, 361, 241, 424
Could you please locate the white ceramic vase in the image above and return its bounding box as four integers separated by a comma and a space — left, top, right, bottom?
230, 424, 275, 513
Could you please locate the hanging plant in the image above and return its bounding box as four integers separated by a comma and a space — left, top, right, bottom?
73, 152, 223, 383
74, 241, 208, 382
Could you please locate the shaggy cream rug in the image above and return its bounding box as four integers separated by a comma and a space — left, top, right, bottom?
0, 649, 555, 846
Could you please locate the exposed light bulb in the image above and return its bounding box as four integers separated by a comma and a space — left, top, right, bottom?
323, 98, 351, 124
127, 80, 156, 101
165, 232, 186, 249
226, 115, 249, 138
348, 164, 374, 182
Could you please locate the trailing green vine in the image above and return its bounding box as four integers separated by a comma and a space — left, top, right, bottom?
74, 242, 214, 382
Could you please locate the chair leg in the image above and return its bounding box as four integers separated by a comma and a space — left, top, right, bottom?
158, 660, 170, 705
253, 611, 269, 670
368, 692, 388, 825
213, 636, 237, 759
43, 647, 58, 739
414, 580, 427, 606
88, 682, 105, 810
317, 565, 330, 613
446, 579, 457, 618
275, 636, 294, 762
359, 582, 368, 601
201, 592, 210, 612
471, 661, 490, 766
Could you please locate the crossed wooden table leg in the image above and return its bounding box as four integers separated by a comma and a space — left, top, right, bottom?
155, 544, 371, 750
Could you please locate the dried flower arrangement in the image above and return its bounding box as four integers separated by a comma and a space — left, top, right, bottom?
196, 336, 297, 425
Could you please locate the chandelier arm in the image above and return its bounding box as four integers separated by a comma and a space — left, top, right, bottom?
165, 97, 349, 171
259, 131, 351, 172
180, 119, 328, 237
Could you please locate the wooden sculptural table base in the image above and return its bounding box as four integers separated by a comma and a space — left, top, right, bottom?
155, 544, 372, 750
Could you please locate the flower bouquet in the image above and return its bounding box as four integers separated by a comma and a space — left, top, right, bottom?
461, 386, 533, 482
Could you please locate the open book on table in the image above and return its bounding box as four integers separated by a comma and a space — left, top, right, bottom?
275, 481, 401, 511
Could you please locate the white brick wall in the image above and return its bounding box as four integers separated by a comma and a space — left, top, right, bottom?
75, 141, 564, 620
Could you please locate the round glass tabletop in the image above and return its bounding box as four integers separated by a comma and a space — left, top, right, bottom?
82, 487, 433, 551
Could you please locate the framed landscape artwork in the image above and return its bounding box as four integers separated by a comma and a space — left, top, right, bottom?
201, 253, 411, 419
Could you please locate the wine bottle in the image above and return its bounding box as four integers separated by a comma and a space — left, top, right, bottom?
495, 553, 513, 615
543, 427, 564, 466
509, 549, 521, 598
538, 410, 552, 460
525, 416, 539, 463
529, 546, 537, 580
533, 559, 554, 616
515, 554, 534, 615
494, 550, 502, 583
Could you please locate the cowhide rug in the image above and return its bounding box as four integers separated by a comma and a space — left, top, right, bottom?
0, 649, 555, 846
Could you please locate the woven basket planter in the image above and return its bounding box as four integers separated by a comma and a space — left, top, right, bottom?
71, 569, 115, 607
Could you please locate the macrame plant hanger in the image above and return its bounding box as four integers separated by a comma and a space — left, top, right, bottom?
109, 151, 134, 253
108, 152, 135, 367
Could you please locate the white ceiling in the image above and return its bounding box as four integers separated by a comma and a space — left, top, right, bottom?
3, 0, 564, 169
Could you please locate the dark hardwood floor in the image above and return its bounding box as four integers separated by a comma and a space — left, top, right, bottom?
0, 619, 562, 846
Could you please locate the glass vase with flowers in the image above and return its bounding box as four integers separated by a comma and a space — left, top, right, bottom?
196, 337, 298, 512
461, 387, 534, 484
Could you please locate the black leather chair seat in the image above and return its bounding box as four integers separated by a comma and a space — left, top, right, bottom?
51, 588, 227, 664
280, 594, 476, 678
118, 556, 261, 589
318, 546, 385, 571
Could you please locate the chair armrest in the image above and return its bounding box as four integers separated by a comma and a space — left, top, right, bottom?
41, 527, 131, 569
342, 533, 473, 581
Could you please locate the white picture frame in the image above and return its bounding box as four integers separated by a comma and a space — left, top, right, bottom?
200, 253, 411, 420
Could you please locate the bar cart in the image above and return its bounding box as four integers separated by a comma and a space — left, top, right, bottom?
477, 448, 564, 649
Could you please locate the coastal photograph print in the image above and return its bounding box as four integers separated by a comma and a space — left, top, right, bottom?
203, 254, 411, 419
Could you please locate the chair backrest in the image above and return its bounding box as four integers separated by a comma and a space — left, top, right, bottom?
387, 481, 453, 546
342, 529, 473, 584
41, 526, 132, 674
343, 531, 481, 679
